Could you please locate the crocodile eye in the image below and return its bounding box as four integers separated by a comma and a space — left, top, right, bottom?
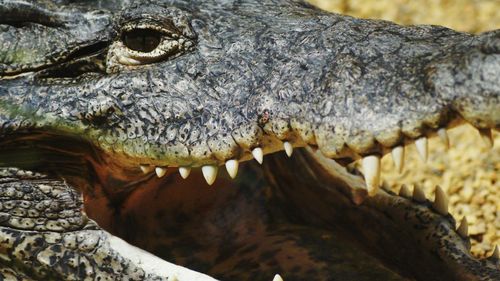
107, 22, 194, 70
122, 29, 162, 53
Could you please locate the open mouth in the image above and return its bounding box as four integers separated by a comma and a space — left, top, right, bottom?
0, 0, 499, 280
0, 122, 498, 281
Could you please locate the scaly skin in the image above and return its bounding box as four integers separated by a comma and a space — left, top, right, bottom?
0, 0, 499, 280
0, 168, 165, 280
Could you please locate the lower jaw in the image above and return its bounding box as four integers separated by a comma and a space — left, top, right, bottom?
81, 141, 497, 280
0, 125, 497, 280
374, 125, 499, 258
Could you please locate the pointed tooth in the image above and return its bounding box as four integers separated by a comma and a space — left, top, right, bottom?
432, 186, 449, 215
381, 180, 391, 192
412, 185, 426, 203
362, 155, 381, 196
155, 167, 167, 178
398, 184, 411, 198
252, 147, 263, 164
391, 145, 404, 173
273, 274, 283, 281
178, 167, 191, 179
478, 129, 493, 149
437, 128, 450, 149
169, 274, 179, 281
283, 142, 293, 157
140, 164, 152, 174
202, 165, 218, 185
225, 159, 239, 179
490, 245, 499, 260
457, 217, 468, 238
415, 137, 428, 162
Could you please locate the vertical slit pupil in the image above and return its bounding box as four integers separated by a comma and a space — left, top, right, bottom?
122, 29, 162, 52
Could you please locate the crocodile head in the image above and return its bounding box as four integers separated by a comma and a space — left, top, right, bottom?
0, 0, 499, 280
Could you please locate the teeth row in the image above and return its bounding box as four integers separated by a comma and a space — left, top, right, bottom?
397, 185, 500, 262
399, 185, 449, 215
139, 142, 294, 185
140, 128, 493, 189
400, 185, 459, 235
363, 136, 431, 196
406, 185, 450, 215
363, 128, 494, 196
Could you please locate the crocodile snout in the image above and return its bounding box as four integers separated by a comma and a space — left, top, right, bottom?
428, 31, 500, 130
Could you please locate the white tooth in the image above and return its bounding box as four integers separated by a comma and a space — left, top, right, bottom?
412, 185, 426, 203
415, 137, 428, 163
432, 186, 448, 215
457, 217, 468, 238
272, 274, 284, 281
155, 167, 167, 178
381, 180, 391, 192
362, 155, 381, 196
391, 145, 404, 173
225, 159, 239, 179
169, 274, 179, 281
398, 184, 411, 198
140, 164, 152, 174
491, 245, 499, 260
283, 141, 293, 157
478, 129, 493, 149
252, 147, 264, 164
437, 128, 450, 149
178, 167, 191, 179
202, 165, 218, 185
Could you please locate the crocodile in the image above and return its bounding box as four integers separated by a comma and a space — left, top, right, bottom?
0, 0, 499, 280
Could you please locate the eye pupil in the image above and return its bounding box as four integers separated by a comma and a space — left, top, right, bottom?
122, 29, 162, 52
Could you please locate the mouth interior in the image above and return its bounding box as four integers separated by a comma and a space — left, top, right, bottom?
0, 125, 496, 280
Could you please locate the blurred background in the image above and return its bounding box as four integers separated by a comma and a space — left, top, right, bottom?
308, 0, 499, 33
307, 0, 500, 257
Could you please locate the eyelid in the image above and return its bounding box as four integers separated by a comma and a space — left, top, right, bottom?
121, 21, 180, 39
119, 38, 183, 63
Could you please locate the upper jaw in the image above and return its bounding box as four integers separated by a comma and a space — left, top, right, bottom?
0, 1, 498, 196
1, 78, 497, 198
428, 30, 500, 130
